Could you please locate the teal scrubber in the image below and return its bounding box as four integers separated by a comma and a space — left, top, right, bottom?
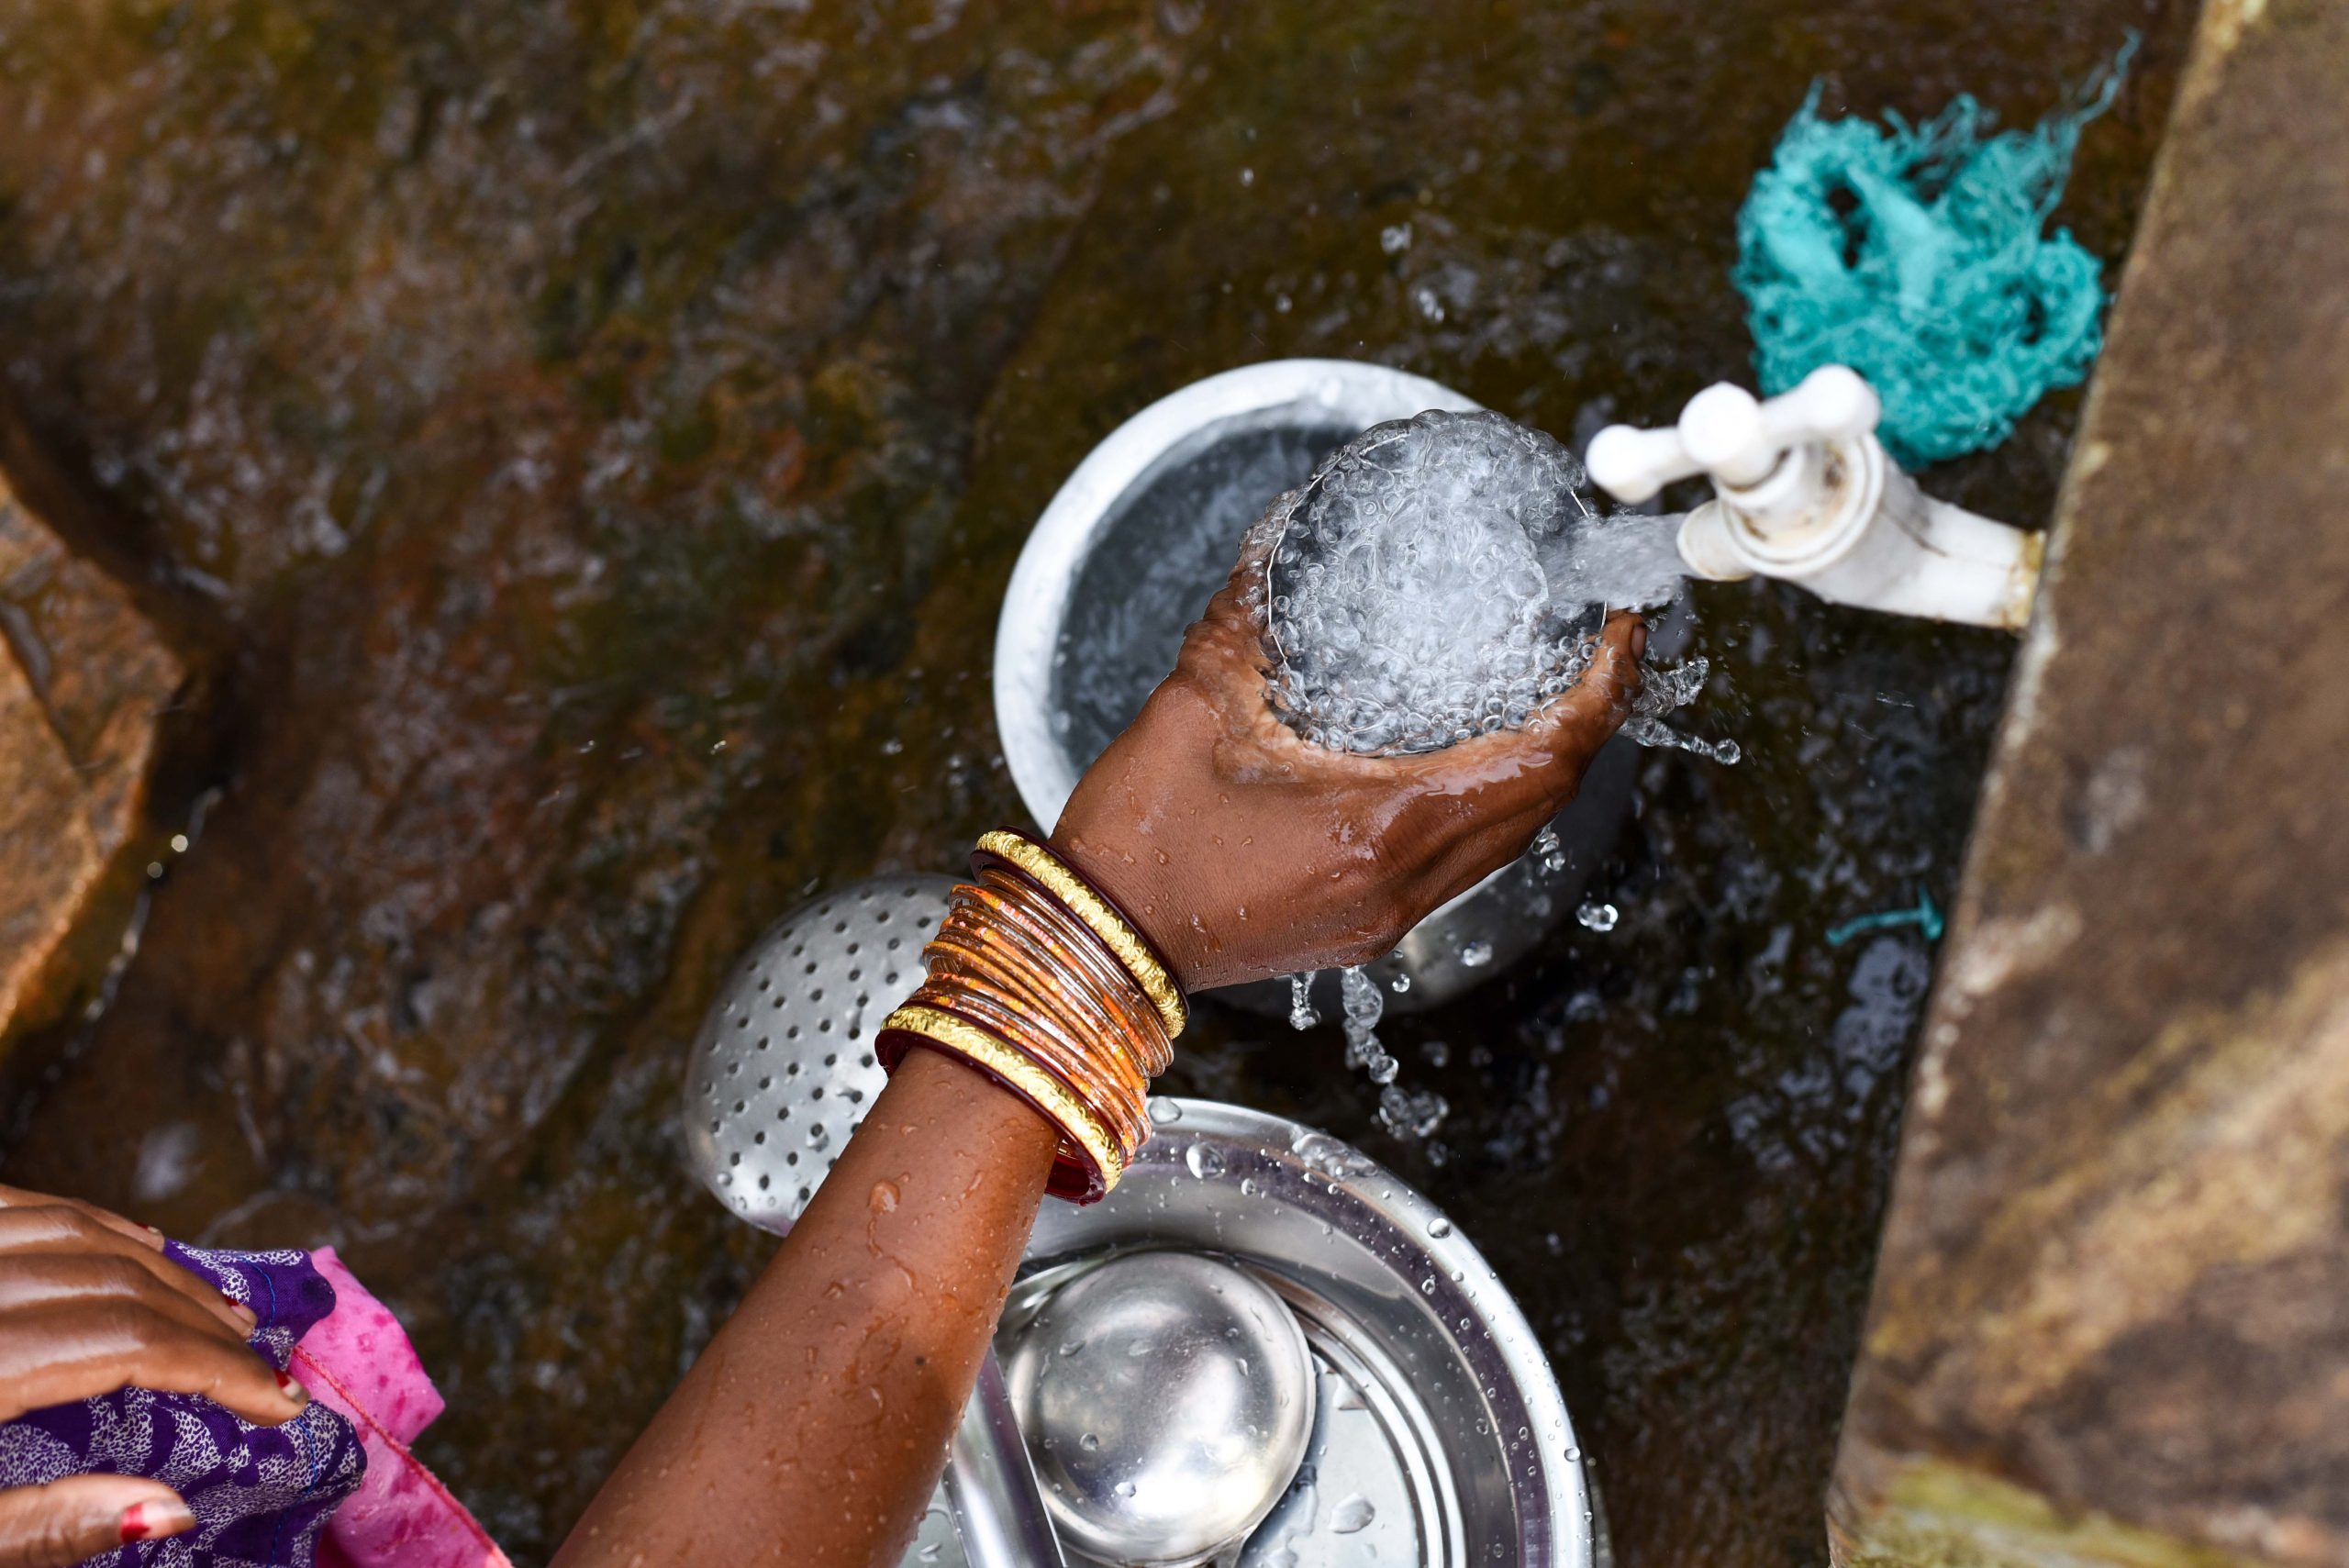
1734, 39, 2136, 467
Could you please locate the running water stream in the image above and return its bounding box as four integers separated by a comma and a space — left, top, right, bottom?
1262, 410, 1735, 1133
1264, 409, 1730, 762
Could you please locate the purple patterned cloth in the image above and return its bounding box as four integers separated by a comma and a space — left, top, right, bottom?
0, 1243, 366, 1567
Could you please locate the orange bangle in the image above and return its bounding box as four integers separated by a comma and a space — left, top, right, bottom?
874, 847, 1174, 1203
974, 830, 1189, 1038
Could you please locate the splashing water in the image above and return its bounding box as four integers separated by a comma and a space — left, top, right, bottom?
1377, 1084, 1450, 1140
1277, 965, 1449, 1140
1339, 964, 1398, 1086
1263, 409, 1691, 756
1622, 656, 1742, 763
1349, 966, 1453, 1140
1288, 971, 1320, 1029
1531, 823, 1567, 874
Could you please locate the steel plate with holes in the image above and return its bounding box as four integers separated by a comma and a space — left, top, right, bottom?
684, 875, 952, 1231
902, 1097, 1603, 1568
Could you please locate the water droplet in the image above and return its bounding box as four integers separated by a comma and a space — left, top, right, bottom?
1428, 1217, 1453, 1238
1185, 1142, 1227, 1180
1330, 1495, 1376, 1533
1389, 973, 1412, 994
1379, 1084, 1449, 1139
1114, 1481, 1138, 1500
1531, 823, 1568, 874
1575, 900, 1620, 932
1459, 940, 1494, 968
1148, 1096, 1183, 1125
1079, 1432, 1100, 1451
1287, 971, 1321, 1029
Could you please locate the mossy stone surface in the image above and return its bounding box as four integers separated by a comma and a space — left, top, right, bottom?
0, 2, 2188, 1562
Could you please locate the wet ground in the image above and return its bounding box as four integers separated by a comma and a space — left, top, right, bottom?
0, 1, 2189, 1562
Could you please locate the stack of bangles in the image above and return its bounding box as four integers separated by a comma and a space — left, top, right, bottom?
876, 828, 1188, 1204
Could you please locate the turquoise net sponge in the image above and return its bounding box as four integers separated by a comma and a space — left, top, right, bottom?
1733, 40, 2135, 467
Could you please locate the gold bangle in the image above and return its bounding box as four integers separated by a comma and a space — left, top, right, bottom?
882, 1003, 1127, 1198
976, 829, 1189, 1039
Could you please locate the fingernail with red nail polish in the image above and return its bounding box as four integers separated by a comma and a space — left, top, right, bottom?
221, 1290, 256, 1322
119, 1499, 195, 1543
277, 1372, 309, 1406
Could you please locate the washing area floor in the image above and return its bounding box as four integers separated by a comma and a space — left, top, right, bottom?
0, 1, 2194, 1563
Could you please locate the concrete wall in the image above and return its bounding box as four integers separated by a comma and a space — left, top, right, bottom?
1828, 2, 2349, 1564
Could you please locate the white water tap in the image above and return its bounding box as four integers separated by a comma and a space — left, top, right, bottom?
1585, 366, 2043, 630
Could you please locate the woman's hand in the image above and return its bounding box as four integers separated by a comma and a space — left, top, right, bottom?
0, 1185, 312, 1567
1053, 537, 1644, 991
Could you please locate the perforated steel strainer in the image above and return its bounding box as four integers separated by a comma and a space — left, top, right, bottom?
684, 874, 946, 1229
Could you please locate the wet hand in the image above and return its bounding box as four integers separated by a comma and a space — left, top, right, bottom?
1052, 536, 1643, 991
0, 1185, 314, 1567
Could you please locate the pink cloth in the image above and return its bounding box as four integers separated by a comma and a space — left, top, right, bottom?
295, 1248, 511, 1568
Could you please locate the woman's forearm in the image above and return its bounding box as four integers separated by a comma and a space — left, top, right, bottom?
553, 1049, 1058, 1568
549, 573, 1642, 1565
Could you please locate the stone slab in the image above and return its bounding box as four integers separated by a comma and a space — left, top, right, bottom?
0, 473, 182, 1041
1829, 1, 2349, 1563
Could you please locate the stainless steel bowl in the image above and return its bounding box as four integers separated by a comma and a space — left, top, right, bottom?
902, 1096, 1601, 1567
991, 358, 1653, 1013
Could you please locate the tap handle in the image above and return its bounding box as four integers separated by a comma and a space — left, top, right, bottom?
1586, 365, 1881, 503
1582, 422, 1698, 505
